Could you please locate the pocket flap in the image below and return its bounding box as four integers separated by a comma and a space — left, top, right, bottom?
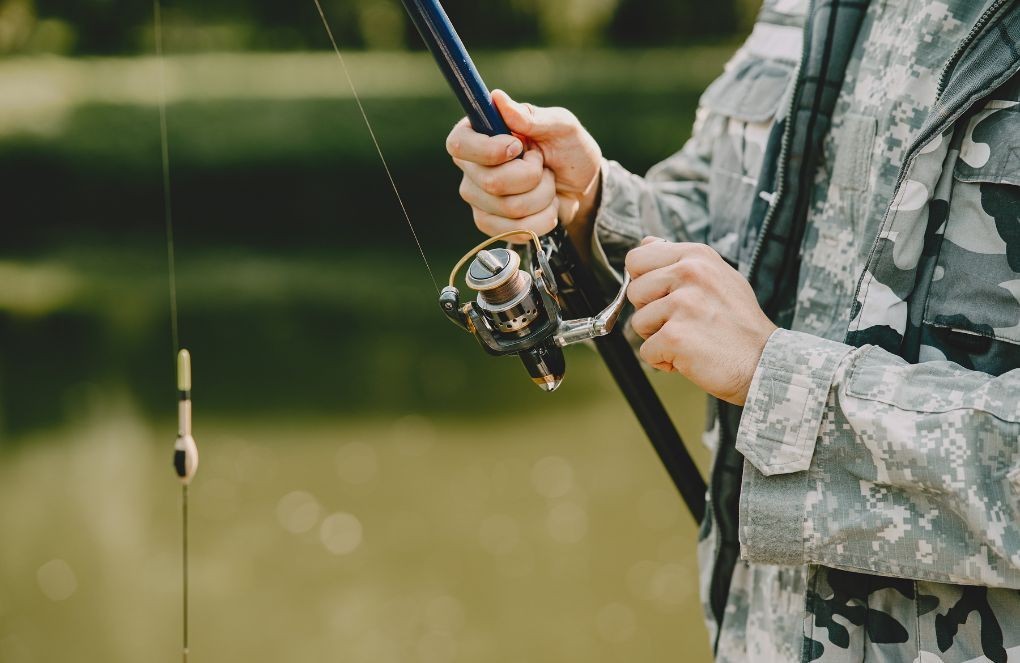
955, 101, 1020, 186
699, 56, 794, 123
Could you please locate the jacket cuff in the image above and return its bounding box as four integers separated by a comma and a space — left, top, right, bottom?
736, 328, 852, 476
736, 329, 853, 565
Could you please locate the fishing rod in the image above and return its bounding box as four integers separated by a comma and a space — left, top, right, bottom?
398, 0, 707, 522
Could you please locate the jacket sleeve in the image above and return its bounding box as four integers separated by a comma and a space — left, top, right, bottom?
591, 134, 713, 276
737, 328, 1020, 588
589, 22, 802, 278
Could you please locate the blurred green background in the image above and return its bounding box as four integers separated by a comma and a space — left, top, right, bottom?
0, 0, 753, 661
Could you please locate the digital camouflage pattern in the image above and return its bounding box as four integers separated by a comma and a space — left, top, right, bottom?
590, 0, 1020, 660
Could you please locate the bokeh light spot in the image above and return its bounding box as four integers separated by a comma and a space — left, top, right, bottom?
650, 563, 693, 606
595, 602, 637, 643
626, 560, 657, 600
36, 559, 77, 601
275, 490, 321, 534
320, 512, 363, 555
530, 456, 574, 498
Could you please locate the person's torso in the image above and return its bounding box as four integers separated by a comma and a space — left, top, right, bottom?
694, 0, 1020, 660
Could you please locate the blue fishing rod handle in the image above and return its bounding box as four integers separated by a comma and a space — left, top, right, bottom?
399, 1, 571, 239
399, 0, 512, 137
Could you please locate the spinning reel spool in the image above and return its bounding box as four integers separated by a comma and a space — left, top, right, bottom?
440, 230, 631, 392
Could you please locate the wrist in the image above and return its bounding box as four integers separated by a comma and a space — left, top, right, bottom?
736, 331, 775, 405
575, 163, 602, 224
564, 165, 601, 259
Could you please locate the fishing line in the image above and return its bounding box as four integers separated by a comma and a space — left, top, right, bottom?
153, 0, 179, 354
152, 2, 191, 661
312, 0, 440, 292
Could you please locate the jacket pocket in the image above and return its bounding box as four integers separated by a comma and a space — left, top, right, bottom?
920, 101, 1020, 376
699, 56, 795, 262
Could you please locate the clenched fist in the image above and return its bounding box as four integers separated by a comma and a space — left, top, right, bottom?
445, 90, 602, 240
625, 238, 778, 405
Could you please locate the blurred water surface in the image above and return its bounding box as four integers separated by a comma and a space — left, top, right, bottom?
0, 48, 721, 662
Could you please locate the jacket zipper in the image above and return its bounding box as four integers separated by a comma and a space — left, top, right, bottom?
745, 0, 815, 283
846, 0, 1013, 340
936, 0, 1008, 98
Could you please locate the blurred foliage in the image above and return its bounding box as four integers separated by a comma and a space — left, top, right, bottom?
0, 48, 731, 252
3, 0, 752, 55
0, 47, 731, 433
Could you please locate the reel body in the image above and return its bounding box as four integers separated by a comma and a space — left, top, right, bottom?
440, 231, 629, 392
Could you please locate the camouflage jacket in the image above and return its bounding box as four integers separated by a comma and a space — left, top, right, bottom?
591, 0, 1020, 661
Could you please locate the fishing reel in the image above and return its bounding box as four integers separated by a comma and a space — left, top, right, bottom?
440, 230, 631, 392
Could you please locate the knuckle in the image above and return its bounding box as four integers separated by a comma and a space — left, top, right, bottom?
458, 177, 473, 202
472, 207, 490, 227
693, 242, 717, 259
666, 288, 687, 307
472, 210, 499, 237
624, 248, 640, 272
631, 318, 650, 339
445, 133, 461, 157
549, 106, 577, 130
479, 171, 503, 195
662, 321, 684, 345
501, 196, 526, 219
670, 260, 693, 279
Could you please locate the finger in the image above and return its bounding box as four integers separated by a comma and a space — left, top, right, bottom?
453, 149, 544, 196
640, 236, 665, 246
472, 195, 559, 239
446, 117, 524, 165
460, 168, 556, 219
625, 240, 701, 279
493, 89, 578, 140
628, 294, 676, 340
627, 268, 682, 309
639, 331, 679, 373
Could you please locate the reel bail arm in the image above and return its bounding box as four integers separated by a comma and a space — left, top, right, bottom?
554, 271, 631, 347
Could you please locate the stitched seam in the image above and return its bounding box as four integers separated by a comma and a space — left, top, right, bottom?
913, 580, 921, 662
844, 379, 1020, 423
845, 344, 875, 386
917, 194, 952, 341
922, 317, 1020, 346
803, 552, 1020, 587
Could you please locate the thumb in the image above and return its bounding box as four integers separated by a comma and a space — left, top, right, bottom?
493, 89, 567, 140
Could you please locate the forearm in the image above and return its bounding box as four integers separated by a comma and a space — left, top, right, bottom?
738, 329, 1020, 587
